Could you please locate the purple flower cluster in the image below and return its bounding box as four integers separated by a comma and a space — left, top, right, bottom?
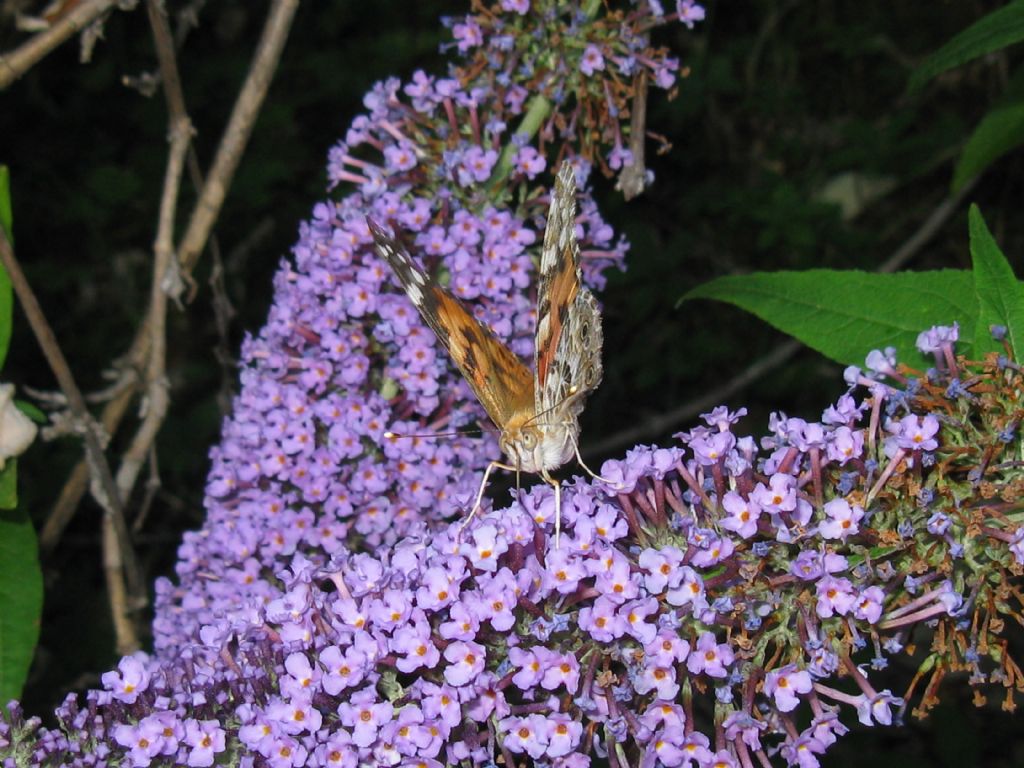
153, 0, 677, 657
11, 324, 1024, 766
334, 0, 694, 195
9, 2, 1024, 767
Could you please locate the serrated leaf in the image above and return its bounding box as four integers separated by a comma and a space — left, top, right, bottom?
968, 205, 1024, 360
0, 505, 43, 704
682, 270, 977, 369
909, 1, 1024, 93
0, 168, 12, 371
952, 100, 1024, 191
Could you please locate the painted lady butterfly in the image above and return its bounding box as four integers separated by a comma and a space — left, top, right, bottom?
369, 163, 604, 544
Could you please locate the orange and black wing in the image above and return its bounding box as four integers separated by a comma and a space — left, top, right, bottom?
368, 219, 534, 429
534, 164, 603, 420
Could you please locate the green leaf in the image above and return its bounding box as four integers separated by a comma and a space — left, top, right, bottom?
682, 270, 977, 369
952, 100, 1024, 191
0, 167, 11, 237
968, 204, 1024, 360
0, 459, 16, 510
0, 168, 13, 371
909, 1, 1024, 93
15, 399, 46, 424
0, 504, 43, 704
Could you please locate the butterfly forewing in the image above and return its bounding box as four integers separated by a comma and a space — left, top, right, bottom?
368, 219, 534, 430
534, 164, 604, 420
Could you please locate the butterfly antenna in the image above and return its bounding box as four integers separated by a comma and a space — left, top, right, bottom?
522, 394, 573, 429
384, 428, 483, 440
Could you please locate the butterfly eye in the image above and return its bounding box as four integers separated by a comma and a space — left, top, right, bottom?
521, 431, 537, 449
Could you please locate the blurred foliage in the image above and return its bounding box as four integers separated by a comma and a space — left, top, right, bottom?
3, 0, 1024, 765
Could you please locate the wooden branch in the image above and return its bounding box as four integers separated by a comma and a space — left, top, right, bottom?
0, 227, 144, 651
98, 0, 188, 524
102, 513, 138, 654
145, 0, 187, 119
584, 340, 802, 458
40, 374, 137, 553
43, 0, 298, 549
114, 115, 192, 504
616, 70, 649, 200
177, 0, 301, 274
41, 326, 146, 552
0, 0, 122, 90
132, 445, 160, 534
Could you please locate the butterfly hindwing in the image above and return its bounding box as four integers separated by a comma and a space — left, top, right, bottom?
368, 219, 534, 430
534, 164, 604, 420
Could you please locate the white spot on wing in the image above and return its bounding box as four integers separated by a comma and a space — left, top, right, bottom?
405, 281, 424, 305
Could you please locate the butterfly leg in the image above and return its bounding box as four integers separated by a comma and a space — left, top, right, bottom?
459, 459, 516, 538
572, 440, 624, 489
541, 470, 563, 549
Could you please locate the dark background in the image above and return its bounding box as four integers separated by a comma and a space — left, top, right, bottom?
2, 1, 1022, 765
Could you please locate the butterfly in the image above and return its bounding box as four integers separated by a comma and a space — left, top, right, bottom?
368, 162, 605, 546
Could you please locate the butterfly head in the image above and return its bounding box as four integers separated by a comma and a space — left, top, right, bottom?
499, 414, 578, 475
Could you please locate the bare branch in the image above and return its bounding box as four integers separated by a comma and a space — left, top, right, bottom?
145, 0, 186, 119
40, 373, 138, 553
114, 115, 192, 504
177, 0, 300, 274
131, 445, 160, 534
102, 514, 138, 654
879, 175, 979, 273
0, 0, 122, 90
0, 227, 144, 643
209, 238, 236, 414
43, 0, 295, 549
585, 340, 802, 458
616, 70, 649, 200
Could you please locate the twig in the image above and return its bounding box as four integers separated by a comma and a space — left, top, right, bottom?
585, 339, 802, 458
210, 216, 274, 415
41, 351, 142, 553
42, 0, 298, 550
114, 115, 191, 505
586, 178, 979, 458
145, 0, 187, 120
107, 4, 193, 507
132, 445, 160, 534
0, 227, 143, 650
148, 0, 238, 414
616, 70, 649, 201
0, 0, 122, 90
209, 239, 237, 414
177, 0, 301, 275
102, 514, 137, 655
879, 174, 979, 272
24, 372, 137, 406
